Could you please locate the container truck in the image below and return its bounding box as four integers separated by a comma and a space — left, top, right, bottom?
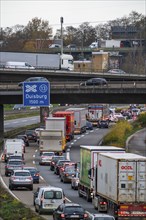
78, 145, 125, 203
95, 152, 146, 219
87, 104, 109, 126
39, 129, 66, 155
0, 51, 74, 70
66, 108, 87, 134
3, 138, 25, 162
52, 111, 74, 142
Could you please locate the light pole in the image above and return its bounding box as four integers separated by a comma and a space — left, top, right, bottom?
60, 17, 63, 55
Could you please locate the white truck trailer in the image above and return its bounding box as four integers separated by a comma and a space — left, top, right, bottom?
95, 152, 146, 219
78, 145, 125, 202
39, 129, 66, 155
4, 138, 25, 162
0, 52, 74, 70
66, 108, 87, 134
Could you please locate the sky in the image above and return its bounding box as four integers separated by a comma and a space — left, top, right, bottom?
0, 0, 145, 35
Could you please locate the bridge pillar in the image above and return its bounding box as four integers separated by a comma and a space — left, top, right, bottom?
0, 104, 4, 141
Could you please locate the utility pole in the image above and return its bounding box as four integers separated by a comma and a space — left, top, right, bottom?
60, 17, 63, 55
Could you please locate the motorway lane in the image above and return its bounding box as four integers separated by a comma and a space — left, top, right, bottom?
4, 116, 40, 132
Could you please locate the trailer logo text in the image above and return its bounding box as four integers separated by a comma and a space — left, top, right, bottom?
121, 166, 133, 170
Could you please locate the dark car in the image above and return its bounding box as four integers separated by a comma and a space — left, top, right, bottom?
50, 156, 66, 171
16, 134, 29, 147
5, 159, 24, 176
60, 165, 76, 183
23, 166, 40, 184
53, 203, 88, 220
80, 78, 108, 86
25, 130, 37, 142
54, 159, 71, 175
98, 120, 109, 128
86, 121, 93, 130
18, 76, 48, 87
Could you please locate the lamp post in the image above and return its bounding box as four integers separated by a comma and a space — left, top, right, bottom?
60, 17, 63, 55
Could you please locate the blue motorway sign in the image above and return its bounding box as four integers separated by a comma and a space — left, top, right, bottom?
23, 81, 50, 107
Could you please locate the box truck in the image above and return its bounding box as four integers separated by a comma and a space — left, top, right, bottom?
52, 111, 74, 142
78, 145, 125, 203
4, 138, 25, 162
66, 108, 87, 134
39, 129, 66, 155
96, 152, 146, 218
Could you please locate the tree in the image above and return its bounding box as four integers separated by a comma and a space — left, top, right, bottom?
24, 17, 52, 50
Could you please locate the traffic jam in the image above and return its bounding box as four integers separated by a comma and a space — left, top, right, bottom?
1, 104, 143, 220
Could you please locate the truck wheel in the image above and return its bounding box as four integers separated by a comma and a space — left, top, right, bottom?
78, 190, 83, 197
86, 191, 92, 202
38, 207, 42, 215
35, 205, 38, 212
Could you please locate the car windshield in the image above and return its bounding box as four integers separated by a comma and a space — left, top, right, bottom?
44, 191, 62, 199
8, 161, 22, 165
15, 172, 30, 176
24, 168, 37, 173
43, 152, 54, 156
94, 218, 114, 220
64, 206, 84, 213
65, 166, 75, 172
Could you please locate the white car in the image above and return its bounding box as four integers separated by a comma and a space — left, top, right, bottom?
49, 44, 61, 48
88, 213, 115, 220
108, 69, 126, 74
39, 151, 55, 165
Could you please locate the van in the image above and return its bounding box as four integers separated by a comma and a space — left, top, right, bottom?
5, 61, 35, 69
34, 186, 65, 214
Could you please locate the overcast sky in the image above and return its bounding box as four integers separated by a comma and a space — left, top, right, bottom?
1, 0, 145, 34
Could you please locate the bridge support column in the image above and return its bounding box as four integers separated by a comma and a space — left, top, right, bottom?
0, 104, 4, 141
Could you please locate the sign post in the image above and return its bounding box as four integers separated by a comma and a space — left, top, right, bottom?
23, 81, 50, 107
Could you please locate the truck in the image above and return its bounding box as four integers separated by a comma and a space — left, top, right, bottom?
39, 129, 66, 155
87, 104, 109, 126
78, 145, 125, 203
0, 51, 74, 70
66, 108, 87, 134
52, 111, 74, 142
95, 152, 146, 219
3, 138, 25, 162
100, 40, 121, 48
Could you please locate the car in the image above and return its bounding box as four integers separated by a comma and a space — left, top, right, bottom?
53, 203, 88, 220
107, 69, 126, 74
88, 213, 115, 220
59, 162, 76, 177
25, 129, 37, 142
66, 44, 76, 49
5, 159, 24, 176
54, 159, 71, 175
98, 120, 109, 128
23, 166, 40, 183
71, 171, 80, 190
9, 169, 33, 190
50, 155, 66, 171
80, 78, 108, 86
60, 165, 76, 183
49, 44, 61, 48
39, 151, 55, 165
8, 154, 25, 164
16, 134, 29, 147
18, 76, 48, 87
35, 127, 44, 138
13, 104, 26, 110
86, 121, 93, 130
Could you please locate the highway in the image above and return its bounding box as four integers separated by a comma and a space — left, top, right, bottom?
1, 116, 146, 220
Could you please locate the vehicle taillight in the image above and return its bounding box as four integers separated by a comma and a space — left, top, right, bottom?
61, 213, 65, 218
65, 173, 69, 176
84, 213, 88, 218
35, 173, 39, 176
99, 201, 107, 205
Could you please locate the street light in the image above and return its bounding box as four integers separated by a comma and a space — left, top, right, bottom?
60, 17, 63, 55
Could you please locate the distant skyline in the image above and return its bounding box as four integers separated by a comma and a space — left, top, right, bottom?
1, 0, 145, 34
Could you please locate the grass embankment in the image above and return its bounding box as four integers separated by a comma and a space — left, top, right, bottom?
102, 112, 146, 148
